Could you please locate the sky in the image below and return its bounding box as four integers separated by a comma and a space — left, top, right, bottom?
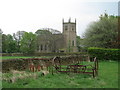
0, 0, 119, 37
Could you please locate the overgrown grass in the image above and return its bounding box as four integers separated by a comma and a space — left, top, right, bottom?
2, 61, 119, 88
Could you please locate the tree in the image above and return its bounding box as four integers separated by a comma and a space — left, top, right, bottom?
0, 29, 2, 53
20, 32, 36, 54
2, 34, 17, 53
2, 34, 7, 53
13, 31, 25, 52
76, 36, 82, 52
82, 13, 118, 48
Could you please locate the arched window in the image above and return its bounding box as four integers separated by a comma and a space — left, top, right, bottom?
72, 40, 74, 46
65, 26, 67, 30
45, 45, 47, 50
41, 44, 43, 51
72, 26, 74, 31
37, 45, 39, 51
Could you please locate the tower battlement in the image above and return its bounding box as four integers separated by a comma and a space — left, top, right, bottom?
62, 18, 77, 52
62, 18, 76, 24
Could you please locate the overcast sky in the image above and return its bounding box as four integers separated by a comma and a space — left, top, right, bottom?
0, 0, 118, 37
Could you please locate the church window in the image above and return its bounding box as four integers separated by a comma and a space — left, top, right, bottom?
37, 45, 39, 51
72, 40, 74, 46
41, 44, 43, 51
72, 26, 74, 31
45, 45, 47, 50
65, 26, 67, 30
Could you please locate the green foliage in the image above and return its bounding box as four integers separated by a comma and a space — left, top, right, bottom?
2, 56, 33, 60
76, 36, 81, 51
76, 36, 86, 52
1, 56, 52, 60
0, 31, 2, 53
88, 47, 120, 61
2, 34, 18, 53
20, 32, 37, 54
83, 13, 118, 48
13, 31, 26, 52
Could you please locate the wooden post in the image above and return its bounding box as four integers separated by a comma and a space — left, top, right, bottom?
51, 56, 56, 75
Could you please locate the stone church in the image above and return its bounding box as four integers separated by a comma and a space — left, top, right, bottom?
36, 18, 78, 52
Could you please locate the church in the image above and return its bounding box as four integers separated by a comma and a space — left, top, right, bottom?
36, 18, 78, 53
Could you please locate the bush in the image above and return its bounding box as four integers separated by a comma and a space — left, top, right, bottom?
88, 47, 120, 61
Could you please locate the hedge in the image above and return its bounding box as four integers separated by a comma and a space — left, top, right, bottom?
88, 47, 120, 61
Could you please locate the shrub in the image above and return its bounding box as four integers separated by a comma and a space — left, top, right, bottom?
88, 47, 120, 61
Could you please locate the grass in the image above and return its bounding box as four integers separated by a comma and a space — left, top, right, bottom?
1, 56, 52, 60
1, 56, 32, 60
2, 60, 119, 88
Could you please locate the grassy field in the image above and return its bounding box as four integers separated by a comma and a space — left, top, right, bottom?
1, 56, 52, 60
2, 60, 119, 88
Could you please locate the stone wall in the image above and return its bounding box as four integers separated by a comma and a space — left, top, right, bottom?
2, 58, 52, 73
2, 55, 90, 73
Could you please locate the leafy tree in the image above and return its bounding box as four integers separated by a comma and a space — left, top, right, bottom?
0, 29, 2, 53
13, 31, 25, 52
20, 32, 36, 54
82, 13, 118, 48
2, 34, 17, 53
76, 36, 82, 52
2, 34, 7, 53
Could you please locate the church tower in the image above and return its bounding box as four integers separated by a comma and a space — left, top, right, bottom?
62, 18, 78, 52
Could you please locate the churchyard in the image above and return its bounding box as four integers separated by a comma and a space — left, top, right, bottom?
1, 12, 119, 89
